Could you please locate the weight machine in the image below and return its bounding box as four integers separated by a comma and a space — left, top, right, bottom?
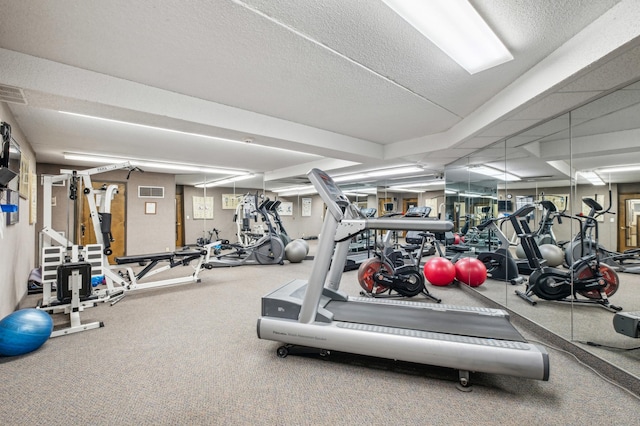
39, 163, 216, 333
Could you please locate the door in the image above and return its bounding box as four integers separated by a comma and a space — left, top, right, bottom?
618, 193, 640, 252
175, 193, 184, 248
378, 197, 394, 216
78, 180, 126, 264
403, 198, 418, 214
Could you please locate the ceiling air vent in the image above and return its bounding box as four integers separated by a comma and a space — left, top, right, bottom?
0, 84, 27, 105
138, 186, 164, 198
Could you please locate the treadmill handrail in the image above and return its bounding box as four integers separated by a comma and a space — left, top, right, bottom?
353, 217, 453, 232
335, 218, 453, 242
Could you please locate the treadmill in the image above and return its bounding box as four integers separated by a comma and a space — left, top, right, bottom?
258, 168, 549, 388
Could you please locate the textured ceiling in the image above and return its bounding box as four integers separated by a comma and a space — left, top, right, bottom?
1, 0, 639, 189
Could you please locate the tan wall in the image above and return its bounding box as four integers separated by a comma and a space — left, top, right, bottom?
37, 163, 176, 256
182, 187, 324, 246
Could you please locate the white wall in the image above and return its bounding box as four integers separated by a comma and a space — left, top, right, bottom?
0, 103, 36, 318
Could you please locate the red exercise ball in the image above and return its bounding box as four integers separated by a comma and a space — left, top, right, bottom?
423, 257, 456, 286
455, 257, 487, 287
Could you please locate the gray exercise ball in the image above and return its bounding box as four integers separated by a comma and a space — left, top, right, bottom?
515, 244, 525, 259
539, 244, 564, 267
295, 238, 310, 255
285, 240, 306, 263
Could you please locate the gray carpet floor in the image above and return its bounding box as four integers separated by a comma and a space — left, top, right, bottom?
2, 241, 640, 425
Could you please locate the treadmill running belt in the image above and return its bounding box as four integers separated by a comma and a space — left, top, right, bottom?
326, 300, 525, 342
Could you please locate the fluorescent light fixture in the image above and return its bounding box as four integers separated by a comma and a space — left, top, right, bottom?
459, 192, 482, 198
459, 192, 498, 200
596, 164, 640, 174
468, 165, 520, 181
195, 174, 255, 188
59, 111, 317, 156
367, 166, 424, 177
64, 153, 248, 176
274, 166, 426, 195
333, 173, 368, 183
273, 184, 315, 193
381, 0, 513, 74
333, 166, 424, 183
386, 188, 425, 194
445, 189, 458, 194
578, 171, 605, 186
344, 192, 373, 197
388, 181, 445, 189
276, 186, 318, 197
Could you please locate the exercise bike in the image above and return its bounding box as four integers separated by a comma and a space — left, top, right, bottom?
564, 192, 640, 273
196, 228, 231, 254
357, 229, 441, 302
512, 204, 622, 312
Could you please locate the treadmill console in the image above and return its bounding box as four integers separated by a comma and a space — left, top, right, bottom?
308, 168, 351, 219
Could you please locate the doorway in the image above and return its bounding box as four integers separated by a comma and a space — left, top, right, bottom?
78, 180, 126, 264
618, 193, 640, 252
403, 198, 418, 214
175, 192, 184, 248
378, 197, 395, 216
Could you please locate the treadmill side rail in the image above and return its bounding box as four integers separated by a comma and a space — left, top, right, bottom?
258, 317, 549, 381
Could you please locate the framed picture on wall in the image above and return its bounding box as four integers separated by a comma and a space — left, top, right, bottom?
302, 198, 312, 217
277, 201, 293, 216
424, 198, 439, 217
193, 196, 214, 219
222, 194, 243, 210
541, 194, 568, 212
145, 201, 157, 215
29, 170, 37, 224
19, 155, 30, 199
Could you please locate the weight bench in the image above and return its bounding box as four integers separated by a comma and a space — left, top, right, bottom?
115, 250, 205, 281
109, 247, 213, 302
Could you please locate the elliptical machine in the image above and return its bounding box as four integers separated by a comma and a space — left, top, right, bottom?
357, 229, 441, 302
535, 200, 563, 246
474, 216, 524, 285
564, 196, 608, 267
513, 204, 621, 312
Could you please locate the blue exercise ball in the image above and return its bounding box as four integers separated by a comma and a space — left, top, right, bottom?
0, 308, 53, 357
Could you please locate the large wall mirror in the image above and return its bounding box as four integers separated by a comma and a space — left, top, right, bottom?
568, 81, 640, 378
446, 80, 640, 381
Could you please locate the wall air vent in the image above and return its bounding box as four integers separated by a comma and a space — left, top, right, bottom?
138, 186, 165, 198
0, 84, 27, 105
